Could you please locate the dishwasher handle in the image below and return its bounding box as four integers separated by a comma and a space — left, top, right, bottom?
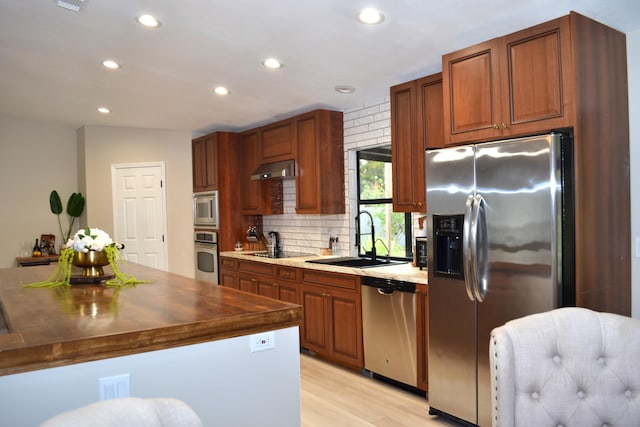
361, 277, 416, 293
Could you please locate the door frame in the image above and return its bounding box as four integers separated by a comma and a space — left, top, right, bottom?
111, 161, 168, 270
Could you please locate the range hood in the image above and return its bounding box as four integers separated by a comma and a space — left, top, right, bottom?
251, 160, 295, 180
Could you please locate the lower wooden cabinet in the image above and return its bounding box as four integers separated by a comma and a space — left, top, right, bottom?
219, 257, 387, 371
220, 258, 238, 289
275, 266, 300, 305
416, 283, 429, 391
300, 270, 363, 369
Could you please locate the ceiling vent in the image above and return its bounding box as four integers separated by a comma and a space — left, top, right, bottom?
56, 0, 86, 12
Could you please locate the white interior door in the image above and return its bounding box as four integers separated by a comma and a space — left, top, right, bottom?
112, 162, 167, 271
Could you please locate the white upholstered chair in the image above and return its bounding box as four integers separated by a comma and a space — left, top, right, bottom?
490, 307, 640, 427
39, 397, 203, 427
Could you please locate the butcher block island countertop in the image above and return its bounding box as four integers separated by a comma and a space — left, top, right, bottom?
0, 262, 302, 376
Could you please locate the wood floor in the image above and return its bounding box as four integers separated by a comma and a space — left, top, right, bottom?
300, 354, 460, 427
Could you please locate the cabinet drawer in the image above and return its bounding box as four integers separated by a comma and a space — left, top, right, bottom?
220, 258, 238, 269
301, 270, 358, 291
276, 266, 299, 282
238, 260, 274, 276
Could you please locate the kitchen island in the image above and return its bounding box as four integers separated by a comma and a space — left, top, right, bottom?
0, 263, 302, 426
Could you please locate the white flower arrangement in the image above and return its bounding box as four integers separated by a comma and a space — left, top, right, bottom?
66, 227, 115, 253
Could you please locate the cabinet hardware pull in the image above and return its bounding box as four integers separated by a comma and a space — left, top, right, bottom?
502, 122, 507, 128
492, 123, 499, 129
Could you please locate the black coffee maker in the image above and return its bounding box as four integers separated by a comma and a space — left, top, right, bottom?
415, 237, 427, 270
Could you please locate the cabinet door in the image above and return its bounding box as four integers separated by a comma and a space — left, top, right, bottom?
220, 268, 238, 289
419, 75, 444, 150
300, 285, 329, 352
501, 15, 572, 135
442, 39, 503, 144
391, 74, 443, 212
238, 274, 259, 294
277, 282, 299, 305
295, 113, 319, 213
240, 131, 262, 214
192, 136, 218, 192
261, 120, 294, 163
327, 288, 363, 367
205, 137, 218, 190
295, 110, 345, 214
192, 138, 207, 192
391, 80, 419, 212
258, 280, 277, 299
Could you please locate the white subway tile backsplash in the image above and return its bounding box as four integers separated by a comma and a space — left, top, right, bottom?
263, 98, 396, 256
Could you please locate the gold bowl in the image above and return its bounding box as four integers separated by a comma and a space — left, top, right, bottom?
72, 251, 110, 277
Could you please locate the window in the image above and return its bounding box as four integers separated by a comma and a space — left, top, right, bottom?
356, 145, 412, 260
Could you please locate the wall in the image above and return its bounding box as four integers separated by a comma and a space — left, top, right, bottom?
79, 126, 194, 277
0, 327, 301, 427
262, 98, 406, 256
0, 115, 77, 268
628, 28, 639, 319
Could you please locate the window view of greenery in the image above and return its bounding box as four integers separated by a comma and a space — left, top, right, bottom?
357, 146, 412, 260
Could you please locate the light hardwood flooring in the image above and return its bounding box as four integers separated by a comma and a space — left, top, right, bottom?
300, 354, 460, 427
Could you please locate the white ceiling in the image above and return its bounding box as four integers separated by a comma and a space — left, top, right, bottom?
1, 0, 639, 137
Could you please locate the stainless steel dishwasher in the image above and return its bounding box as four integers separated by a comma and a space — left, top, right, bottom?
361, 276, 417, 387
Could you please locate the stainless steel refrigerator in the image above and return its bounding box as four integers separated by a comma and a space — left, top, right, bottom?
425, 132, 574, 426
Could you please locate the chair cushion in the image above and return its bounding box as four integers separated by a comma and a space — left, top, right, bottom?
39, 397, 203, 427
490, 307, 640, 427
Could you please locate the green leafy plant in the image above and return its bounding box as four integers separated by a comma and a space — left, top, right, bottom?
49, 190, 86, 244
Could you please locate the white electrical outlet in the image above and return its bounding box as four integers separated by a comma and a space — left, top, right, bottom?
99, 374, 130, 400
250, 331, 275, 352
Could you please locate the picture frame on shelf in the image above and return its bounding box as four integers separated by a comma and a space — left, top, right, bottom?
40, 234, 56, 256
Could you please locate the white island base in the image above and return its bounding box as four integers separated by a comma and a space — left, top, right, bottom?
0, 327, 301, 427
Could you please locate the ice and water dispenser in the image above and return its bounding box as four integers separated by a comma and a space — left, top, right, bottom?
433, 214, 464, 279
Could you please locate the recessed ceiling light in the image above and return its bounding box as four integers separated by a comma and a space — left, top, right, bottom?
102, 59, 120, 70
335, 85, 356, 94
262, 58, 283, 69
214, 86, 229, 96
137, 14, 160, 28
97, 107, 111, 114
358, 8, 384, 25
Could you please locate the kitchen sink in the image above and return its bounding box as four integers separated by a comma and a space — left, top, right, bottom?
305, 257, 407, 269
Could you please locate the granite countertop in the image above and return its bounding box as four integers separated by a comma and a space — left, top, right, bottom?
0, 263, 302, 375
221, 251, 428, 285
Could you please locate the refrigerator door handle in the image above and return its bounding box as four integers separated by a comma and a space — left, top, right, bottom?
470, 194, 487, 302
463, 195, 475, 301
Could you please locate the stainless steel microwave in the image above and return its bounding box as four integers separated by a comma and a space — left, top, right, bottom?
193, 191, 219, 228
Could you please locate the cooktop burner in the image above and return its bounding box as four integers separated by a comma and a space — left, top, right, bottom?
252, 251, 315, 259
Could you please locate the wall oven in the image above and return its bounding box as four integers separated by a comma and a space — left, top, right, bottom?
193, 191, 219, 228
194, 230, 218, 284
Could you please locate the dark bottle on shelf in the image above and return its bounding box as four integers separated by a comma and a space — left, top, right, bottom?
32, 239, 42, 257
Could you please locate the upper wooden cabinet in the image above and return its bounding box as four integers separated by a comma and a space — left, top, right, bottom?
295, 109, 345, 214
260, 119, 295, 163
390, 73, 443, 212
443, 15, 572, 145
240, 130, 263, 215
192, 135, 218, 192
441, 11, 631, 315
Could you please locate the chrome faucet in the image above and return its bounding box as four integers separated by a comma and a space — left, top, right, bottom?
355, 210, 376, 260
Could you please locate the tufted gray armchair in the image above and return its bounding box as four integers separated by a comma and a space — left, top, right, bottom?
490, 307, 640, 427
